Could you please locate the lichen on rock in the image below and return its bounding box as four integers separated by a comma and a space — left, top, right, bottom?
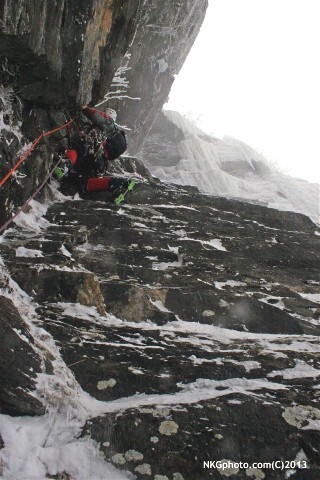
159, 420, 179, 436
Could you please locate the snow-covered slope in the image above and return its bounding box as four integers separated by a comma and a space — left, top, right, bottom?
141, 110, 320, 224
1, 177, 320, 479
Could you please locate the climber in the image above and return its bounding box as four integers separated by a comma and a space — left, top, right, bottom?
55, 105, 128, 194
72, 106, 127, 176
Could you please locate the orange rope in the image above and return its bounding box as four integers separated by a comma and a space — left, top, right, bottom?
0, 156, 63, 235
0, 118, 74, 188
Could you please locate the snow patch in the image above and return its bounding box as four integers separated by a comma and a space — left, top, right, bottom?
214, 280, 247, 290
16, 247, 43, 258
0, 275, 129, 480
179, 237, 227, 251
150, 299, 171, 313
12, 200, 50, 232
268, 360, 320, 380
298, 293, 320, 304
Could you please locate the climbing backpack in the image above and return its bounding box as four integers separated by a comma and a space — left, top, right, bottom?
71, 129, 104, 176
103, 126, 127, 161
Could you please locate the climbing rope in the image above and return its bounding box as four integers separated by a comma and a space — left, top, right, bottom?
0, 116, 75, 234
0, 118, 74, 188
0, 156, 62, 235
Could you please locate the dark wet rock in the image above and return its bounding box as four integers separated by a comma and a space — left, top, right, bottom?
216, 298, 304, 335
0, 296, 45, 416
107, 156, 159, 184
299, 430, 320, 465
46, 474, 73, 480
86, 398, 316, 480
1, 165, 319, 477
0, 1, 207, 227
289, 471, 320, 480
0, 86, 65, 226
2, 3, 318, 477
116, 1, 208, 153
8, 267, 106, 315
0, 0, 141, 106
283, 297, 320, 319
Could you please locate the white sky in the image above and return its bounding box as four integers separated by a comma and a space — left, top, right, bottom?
165, 0, 320, 183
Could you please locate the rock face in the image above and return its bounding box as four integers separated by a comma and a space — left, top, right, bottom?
141, 110, 320, 224
0, 0, 207, 117
0, 0, 208, 228
114, 0, 208, 153
0, 295, 45, 416
0, 0, 140, 106
1, 161, 319, 478
0, 0, 142, 225
1, 2, 320, 478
